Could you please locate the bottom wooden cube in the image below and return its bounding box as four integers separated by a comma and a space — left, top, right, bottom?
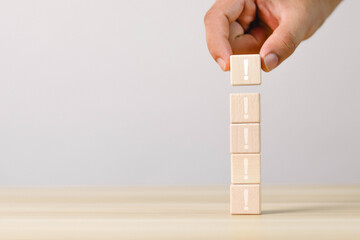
230, 184, 261, 215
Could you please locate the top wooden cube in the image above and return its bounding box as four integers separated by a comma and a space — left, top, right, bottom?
230, 55, 261, 85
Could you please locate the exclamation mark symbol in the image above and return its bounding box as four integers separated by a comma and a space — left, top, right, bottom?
244, 158, 248, 180
244, 59, 249, 81
244, 189, 249, 211
244, 127, 249, 149
244, 97, 249, 119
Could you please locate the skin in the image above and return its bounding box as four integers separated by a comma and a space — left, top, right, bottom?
204, 0, 342, 72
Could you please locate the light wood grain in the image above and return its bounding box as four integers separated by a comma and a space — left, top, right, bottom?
230, 123, 260, 153
230, 93, 260, 123
230, 54, 261, 85
0, 186, 360, 239
231, 154, 261, 184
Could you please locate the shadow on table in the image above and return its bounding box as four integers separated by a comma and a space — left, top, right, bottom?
262, 203, 352, 215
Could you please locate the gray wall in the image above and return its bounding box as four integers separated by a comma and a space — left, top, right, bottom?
0, 0, 359, 185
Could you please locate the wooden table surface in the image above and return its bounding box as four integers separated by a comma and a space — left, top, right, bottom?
0, 186, 359, 240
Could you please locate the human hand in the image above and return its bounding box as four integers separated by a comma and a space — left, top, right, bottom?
204, 0, 342, 72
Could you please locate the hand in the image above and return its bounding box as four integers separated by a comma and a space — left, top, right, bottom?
204, 0, 342, 72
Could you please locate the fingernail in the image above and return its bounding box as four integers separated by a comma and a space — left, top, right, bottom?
264, 53, 278, 71
216, 58, 226, 71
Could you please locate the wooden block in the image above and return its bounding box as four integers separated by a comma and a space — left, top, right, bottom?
230, 124, 260, 153
230, 55, 261, 85
230, 93, 260, 123
230, 184, 261, 214
231, 154, 260, 184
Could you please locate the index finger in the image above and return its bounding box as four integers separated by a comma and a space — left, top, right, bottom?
204, 0, 245, 71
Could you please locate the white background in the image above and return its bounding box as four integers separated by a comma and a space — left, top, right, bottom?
0, 0, 359, 185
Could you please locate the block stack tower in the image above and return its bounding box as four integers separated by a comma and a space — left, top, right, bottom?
230, 54, 261, 215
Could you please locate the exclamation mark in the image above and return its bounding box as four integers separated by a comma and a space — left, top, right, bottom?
244, 59, 249, 81
244, 158, 248, 180
244, 189, 249, 211
244, 127, 249, 149
244, 97, 249, 119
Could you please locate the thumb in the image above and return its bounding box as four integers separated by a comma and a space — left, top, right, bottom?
259, 21, 304, 71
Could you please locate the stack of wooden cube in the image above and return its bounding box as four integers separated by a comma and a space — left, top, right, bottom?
230, 54, 261, 215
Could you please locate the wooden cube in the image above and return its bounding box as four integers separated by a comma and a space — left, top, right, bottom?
230, 124, 260, 153
230, 184, 261, 215
231, 154, 260, 184
230, 55, 261, 85
230, 93, 260, 123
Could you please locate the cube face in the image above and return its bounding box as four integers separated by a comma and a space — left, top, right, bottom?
231, 154, 260, 184
230, 55, 261, 86
230, 124, 260, 153
230, 184, 261, 214
230, 93, 260, 123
